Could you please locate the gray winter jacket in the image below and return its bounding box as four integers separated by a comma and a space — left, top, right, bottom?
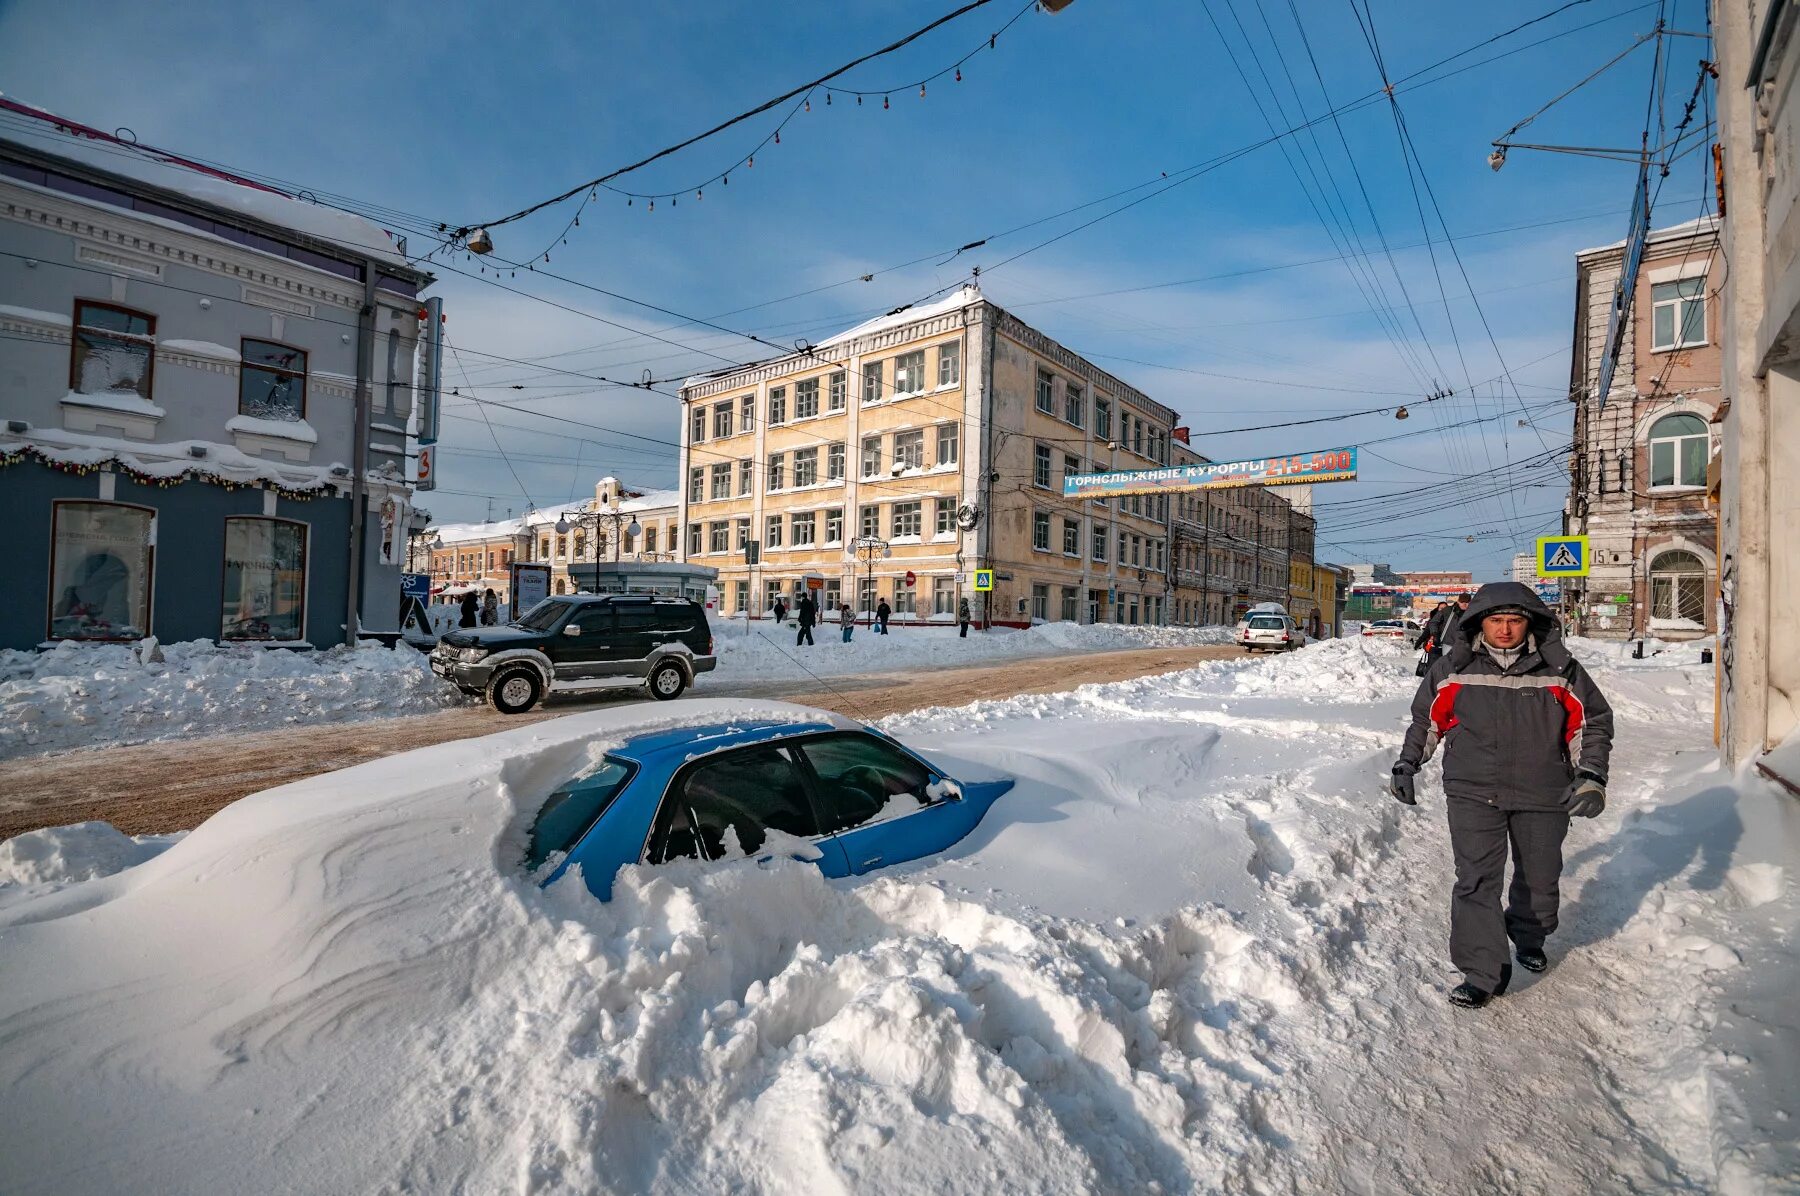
1398, 581, 1614, 811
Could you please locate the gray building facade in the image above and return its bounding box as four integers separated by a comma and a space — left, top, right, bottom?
0, 103, 433, 651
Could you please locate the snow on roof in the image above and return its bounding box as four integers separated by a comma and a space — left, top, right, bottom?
815, 285, 983, 350
620, 488, 680, 513
3, 425, 348, 492
0, 95, 408, 267
1577, 213, 1719, 257
429, 489, 681, 544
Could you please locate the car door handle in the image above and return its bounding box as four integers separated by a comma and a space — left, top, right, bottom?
860, 855, 883, 869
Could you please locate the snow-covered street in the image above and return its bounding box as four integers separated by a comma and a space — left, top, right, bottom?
0, 637, 1793, 1193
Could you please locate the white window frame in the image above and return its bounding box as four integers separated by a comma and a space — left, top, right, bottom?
936, 422, 959, 467
828, 371, 847, 412
827, 442, 846, 481
1035, 369, 1055, 415
767, 452, 785, 491
794, 377, 820, 420
794, 447, 819, 488
1032, 511, 1051, 552
894, 429, 925, 471
1651, 277, 1706, 351
891, 501, 923, 539
1647, 413, 1709, 489
712, 403, 732, 439
938, 341, 961, 387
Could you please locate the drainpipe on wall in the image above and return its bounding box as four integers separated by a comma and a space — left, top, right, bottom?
346, 265, 378, 640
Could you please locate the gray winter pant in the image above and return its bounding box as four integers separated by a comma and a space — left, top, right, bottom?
1446, 796, 1570, 991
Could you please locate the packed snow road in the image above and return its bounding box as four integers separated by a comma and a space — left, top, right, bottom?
0, 636, 1792, 1194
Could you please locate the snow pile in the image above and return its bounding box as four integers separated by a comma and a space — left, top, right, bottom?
0, 639, 466, 759
0, 822, 184, 888
710, 620, 1236, 683
1228, 633, 1416, 701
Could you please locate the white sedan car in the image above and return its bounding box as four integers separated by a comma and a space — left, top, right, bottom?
1238, 613, 1306, 652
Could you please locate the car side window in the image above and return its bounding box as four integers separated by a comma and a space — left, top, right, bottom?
567, 608, 613, 637
796, 732, 932, 835
614, 607, 662, 633
647, 745, 819, 863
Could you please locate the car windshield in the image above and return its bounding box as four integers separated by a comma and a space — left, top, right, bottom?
1248, 616, 1285, 630
513, 599, 573, 631
526, 757, 636, 872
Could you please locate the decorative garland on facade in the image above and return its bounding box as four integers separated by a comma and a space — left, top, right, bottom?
0, 445, 332, 501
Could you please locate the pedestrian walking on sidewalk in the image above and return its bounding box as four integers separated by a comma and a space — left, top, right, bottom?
796, 593, 817, 646
958, 597, 972, 638
839, 603, 854, 643
1391, 582, 1614, 1009
458, 589, 479, 629
875, 598, 891, 635
480, 588, 498, 626
772, 597, 787, 627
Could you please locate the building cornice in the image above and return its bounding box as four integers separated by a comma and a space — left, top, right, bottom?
680, 306, 976, 402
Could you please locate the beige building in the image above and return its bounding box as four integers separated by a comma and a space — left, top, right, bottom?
1715, 0, 1800, 769
423, 478, 681, 603
1167, 434, 1302, 626
679, 287, 1187, 626
1565, 216, 1724, 642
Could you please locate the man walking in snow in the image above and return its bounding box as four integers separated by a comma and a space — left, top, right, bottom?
875, 598, 891, 635
1391, 582, 1613, 1009
772, 597, 787, 627
795, 593, 816, 647
958, 597, 972, 638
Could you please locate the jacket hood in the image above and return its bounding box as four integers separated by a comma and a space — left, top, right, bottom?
1453, 581, 1565, 655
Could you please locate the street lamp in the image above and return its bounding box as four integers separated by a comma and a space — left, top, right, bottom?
556, 505, 644, 564
848, 534, 891, 621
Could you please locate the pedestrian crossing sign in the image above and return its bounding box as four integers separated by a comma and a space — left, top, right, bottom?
1536, 535, 1590, 577
973, 569, 995, 591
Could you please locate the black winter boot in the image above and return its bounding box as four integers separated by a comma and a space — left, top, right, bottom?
1448, 982, 1492, 1009
1516, 947, 1547, 973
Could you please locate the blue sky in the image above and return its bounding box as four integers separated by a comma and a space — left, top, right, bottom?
0, 0, 1713, 578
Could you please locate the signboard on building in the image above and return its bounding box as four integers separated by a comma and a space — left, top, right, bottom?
415, 445, 436, 492
973, 569, 994, 591
509, 562, 551, 615
1064, 448, 1357, 499
400, 572, 431, 601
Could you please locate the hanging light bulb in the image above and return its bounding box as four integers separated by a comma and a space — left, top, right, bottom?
748, 155, 754, 168
989, 34, 996, 49
696, 189, 702, 201
544, 252, 550, 263
955, 67, 962, 82
1395, 405, 1410, 420
856, 94, 862, 106
826, 92, 832, 105
774, 129, 780, 144
574, 215, 580, 226
648, 200, 654, 212
671, 195, 677, 207
627, 196, 633, 206
722, 174, 728, 186
920, 83, 926, 97
883, 95, 890, 109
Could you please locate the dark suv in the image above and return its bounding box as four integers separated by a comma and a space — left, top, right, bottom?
431, 594, 717, 714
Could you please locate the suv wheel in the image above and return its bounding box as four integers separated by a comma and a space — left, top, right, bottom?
648, 660, 688, 701
487, 665, 543, 714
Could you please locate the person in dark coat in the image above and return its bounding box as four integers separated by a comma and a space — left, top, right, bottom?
1424, 593, 1471, 660
1392, 582, 1614, 1009
958, 597, 972, 638
772, 598, 787, 626
796, 593, 817, 646
875, 598, 891, 635
458, 589, 479, 628
839, 602, 854, 643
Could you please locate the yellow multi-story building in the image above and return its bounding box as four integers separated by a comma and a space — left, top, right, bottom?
678, 287, 1182, 626
1167, 435, 1300, 626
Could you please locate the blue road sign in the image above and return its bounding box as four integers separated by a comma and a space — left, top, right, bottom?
1536, 536, 1590, 577
401, 572, 432, 600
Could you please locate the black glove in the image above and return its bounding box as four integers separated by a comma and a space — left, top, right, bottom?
1390, 763, 1417, 805
1563, 772, 1606, 818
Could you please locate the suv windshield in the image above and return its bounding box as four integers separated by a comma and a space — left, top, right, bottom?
514, 599, 574, 631
1248, 616, 1285, 630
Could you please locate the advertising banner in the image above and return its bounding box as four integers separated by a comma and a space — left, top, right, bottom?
1063, 448, 1357, 499
509, 562, 551, 616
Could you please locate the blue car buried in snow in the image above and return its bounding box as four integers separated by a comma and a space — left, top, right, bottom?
526, 710, 1015, 900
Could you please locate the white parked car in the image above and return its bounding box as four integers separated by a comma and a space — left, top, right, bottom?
1360, 618, 1424, 646
1239, 612, 1306, 652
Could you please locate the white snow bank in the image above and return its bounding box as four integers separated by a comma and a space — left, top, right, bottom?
0, 638, 465, 759
0, 822, 184, 888
158, 339, 241, 362
1228, 633, 1416, 701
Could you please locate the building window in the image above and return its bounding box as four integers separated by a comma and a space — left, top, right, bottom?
687, 524, 703, 557
824, 508, 844, 544
935, 498, 956, 536
894, 429, 925, 471
938, 341, 961, 387
827, 442, 846, 481
769, 387, 787, 425
1064, 453, 1081, 487
1648, 413, 1708, 488
892, 501, 923, 538
1093, 526, 1108, 561
765, 515, 783, 549
1061, 586, 1079, 622
70, 301, 155, 400
894, 350, 927, 395
1650, 550, 1707, 626
767, 580, 786, 611
734, 580, 749, 611
710, 463, 731, 500
1031, 584, 1049, 621
239, 340, 308, 422
740, 394, 755, 429
936, 422, 959, 467
707, 403, 729, 439
1119, 531, 1129, 562
767, 452, 785, 491
862, 360, 883, 404
860, 504, 880, 539
1094, 396, 1112, 441
645, 527, 658, 555
1064, 383, 1084, 427
1033, 511, 1051, 551
894, 585, 917, 616
47, 501, 154, 642
794, 447, 819, 487
933, 576, 956, 615
1063, 518, 1080, 556
792, 512, 817, 546
859, 577, 877, 612
828, 371, 847, 412
861, 435, 882, 478
1036, 369, 1055, 414
709, 522, 729, 553
1034, 444, 1052, 488
690, 406, 707, 443
572, 530, 587, 559
793, 378, 819, 420
735, 517, 750, 549
739, 459, 753, 495
1652, 277, 1706, 350
824, 579, 842, 610
688, 467, 705, 503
